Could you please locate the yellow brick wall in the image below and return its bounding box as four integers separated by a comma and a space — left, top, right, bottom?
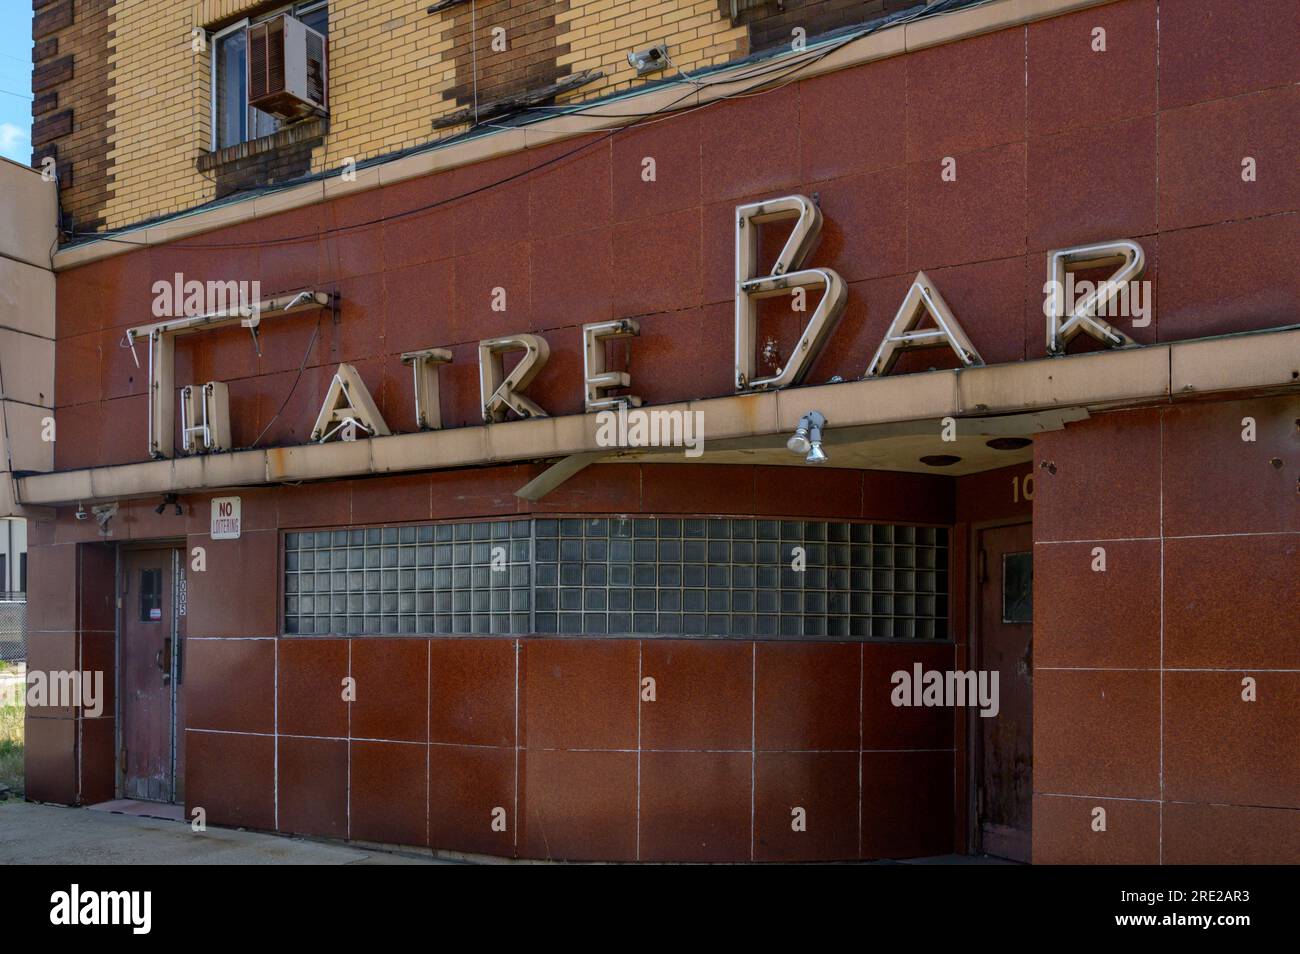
103, 1, 215, 227
556, 0, 746, 101
307, 0, 458, 175
100, 0, 745, 230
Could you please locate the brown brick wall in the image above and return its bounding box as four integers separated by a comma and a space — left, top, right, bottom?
30, 0, 112, 234
440, 0, 571, 112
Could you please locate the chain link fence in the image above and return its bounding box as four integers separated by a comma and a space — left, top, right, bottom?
0, 595, 26, 664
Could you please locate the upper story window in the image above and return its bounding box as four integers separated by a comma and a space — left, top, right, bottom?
212, 1, 328, 150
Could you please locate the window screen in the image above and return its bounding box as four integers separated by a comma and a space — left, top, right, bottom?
284, 518, 949, 640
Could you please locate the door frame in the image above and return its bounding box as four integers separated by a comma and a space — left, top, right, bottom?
115, 540, 186, 803
964, 517, 1033, 859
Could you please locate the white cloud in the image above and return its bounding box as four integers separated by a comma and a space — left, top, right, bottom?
0, 121, 30, 162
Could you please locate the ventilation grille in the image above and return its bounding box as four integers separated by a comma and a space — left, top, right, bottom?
305, 29, 325, 106
248, 19, 286, 100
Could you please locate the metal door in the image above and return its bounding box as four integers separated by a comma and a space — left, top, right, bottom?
120, 547, 182, 802
975, 523, 1033, 861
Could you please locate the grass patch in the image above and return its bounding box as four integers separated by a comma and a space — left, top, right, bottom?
0, 703, 23, 798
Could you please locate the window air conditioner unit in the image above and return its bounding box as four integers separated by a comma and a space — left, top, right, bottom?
247, 14, 327, 121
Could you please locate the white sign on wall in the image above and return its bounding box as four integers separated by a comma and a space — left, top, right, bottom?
210, 496, 241, 539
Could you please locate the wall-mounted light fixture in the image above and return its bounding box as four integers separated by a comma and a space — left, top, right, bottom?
154, 493, 183, 516
788, 410, 828, 464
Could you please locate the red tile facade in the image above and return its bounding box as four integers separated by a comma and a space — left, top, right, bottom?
1032, 394, 1300, 865
47, 0, 1298, 469
24, 0, 1299, 864
25, 463, 965, 863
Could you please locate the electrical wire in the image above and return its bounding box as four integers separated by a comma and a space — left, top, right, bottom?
250, 314, 323, 447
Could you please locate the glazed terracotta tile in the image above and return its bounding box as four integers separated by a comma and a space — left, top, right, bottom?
349, 739, 428, 847
177, 638, 275, 734
1033, 669, 1160, 800
1158, 0, 1298, 109
184, 730, 275, 831
1158, 86, 1299, 232
351, 638, 428, 743
521, 638, 637, 750
861, 751, 954, 859
23, 717, 77, 805
277, 736, 348, 839
1162, 802, 1300, 865
800, 54, 907, 182
861, 642, 956, 750
906, 28, 1026, 162
755, 641, 859, 751
184, 531, 280, 637
519, 748, 637, 861
1161, 396, 1299, 536
1031, 794, 1159, 864
1034, 539, 1161, 669
753, 751, 859, 862
277, 637, 349, 738
427, 743, 516, 856
639, 750, 752, 862
1164, 535, 1300, 670
80, 716, 116, 806
1157, 214, 1300, 343
1033, 409, 1162, 542
612, 112, 702, 224
639, 640, 753, 751
1163, 671, 1300, 809
907, 143, 1027, 272
428, 638, 516, 747
1026, 0, 1156, 137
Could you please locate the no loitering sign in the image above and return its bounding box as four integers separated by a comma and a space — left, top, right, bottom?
210, 496, 242, 539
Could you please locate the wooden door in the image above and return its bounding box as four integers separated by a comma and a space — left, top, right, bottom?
975, 523, 1033, 861
120, 548, 180, 802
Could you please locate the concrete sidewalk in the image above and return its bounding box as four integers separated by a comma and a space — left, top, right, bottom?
0, 801, 448, 865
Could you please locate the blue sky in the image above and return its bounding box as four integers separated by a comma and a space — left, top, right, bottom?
0, 6, 33, 164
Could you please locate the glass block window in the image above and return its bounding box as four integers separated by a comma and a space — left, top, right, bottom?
284, 520, 532, 636
284, 517, 949, 640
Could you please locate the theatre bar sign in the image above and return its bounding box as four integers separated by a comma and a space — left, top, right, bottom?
126, 194, 1150, 460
